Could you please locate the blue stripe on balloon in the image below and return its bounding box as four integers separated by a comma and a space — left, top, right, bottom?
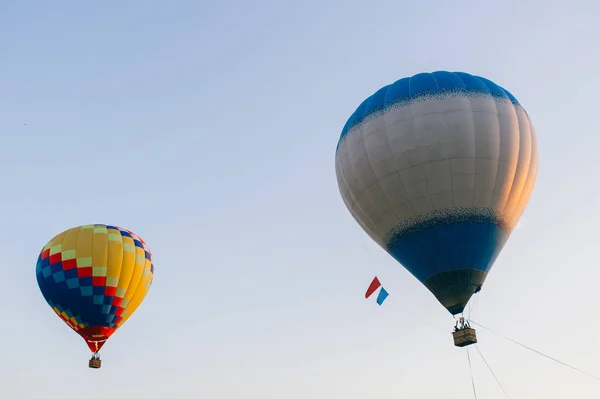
337, 71, 522, 147
384, 209, 509, 284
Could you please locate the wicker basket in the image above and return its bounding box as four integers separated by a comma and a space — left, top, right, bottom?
452, 328, 477, 347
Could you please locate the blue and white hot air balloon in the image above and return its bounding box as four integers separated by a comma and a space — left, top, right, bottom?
335, 71, 538, 317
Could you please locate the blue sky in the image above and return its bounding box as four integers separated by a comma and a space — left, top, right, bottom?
1, 0, 599, 397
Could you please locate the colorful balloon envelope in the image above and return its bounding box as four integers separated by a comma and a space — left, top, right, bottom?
36, 224, 154, 367
335, 71, 538, 316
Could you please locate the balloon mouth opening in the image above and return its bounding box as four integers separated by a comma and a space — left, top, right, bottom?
85, 339, 107, 353
77, 326, 116, 352
436, 285, 481, 315
422, 269, 487, 315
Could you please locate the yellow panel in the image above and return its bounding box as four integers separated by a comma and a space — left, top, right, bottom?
123, 262, 144, 301
116, 237, 136, 295
118, 276, 151, 326
126, 274, 151, 310
92, 230, 108, 268
119, 256, 153, 326
49, 230, 69, 248
61, 227, 80, 252
106, 233, 123, 279
75, 226, 94, 258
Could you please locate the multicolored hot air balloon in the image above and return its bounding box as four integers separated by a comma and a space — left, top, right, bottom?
36, 224, 154, 368
335, 71, 538, 333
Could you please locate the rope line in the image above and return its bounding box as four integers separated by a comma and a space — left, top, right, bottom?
475, 345, 510, 397
470, 320, 600, 382
467, 348, 477, 398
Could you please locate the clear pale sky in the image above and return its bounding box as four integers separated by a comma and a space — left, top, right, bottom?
1, 0, 599, 398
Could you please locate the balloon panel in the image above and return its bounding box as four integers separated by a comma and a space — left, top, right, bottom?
36, 224, 154, 347
335, 71, 538, 314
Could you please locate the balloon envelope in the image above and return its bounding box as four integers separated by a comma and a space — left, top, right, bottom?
36, 224, 154, 352
335, 71, 538, 315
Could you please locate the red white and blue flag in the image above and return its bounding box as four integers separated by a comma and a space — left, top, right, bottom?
365, 276, 389, 305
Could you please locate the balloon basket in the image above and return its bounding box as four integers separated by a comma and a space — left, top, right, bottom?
453, 328, 477, 347
89, 358, 102, 369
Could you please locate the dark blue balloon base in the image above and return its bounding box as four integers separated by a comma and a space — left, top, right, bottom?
385, 208, 510, 315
